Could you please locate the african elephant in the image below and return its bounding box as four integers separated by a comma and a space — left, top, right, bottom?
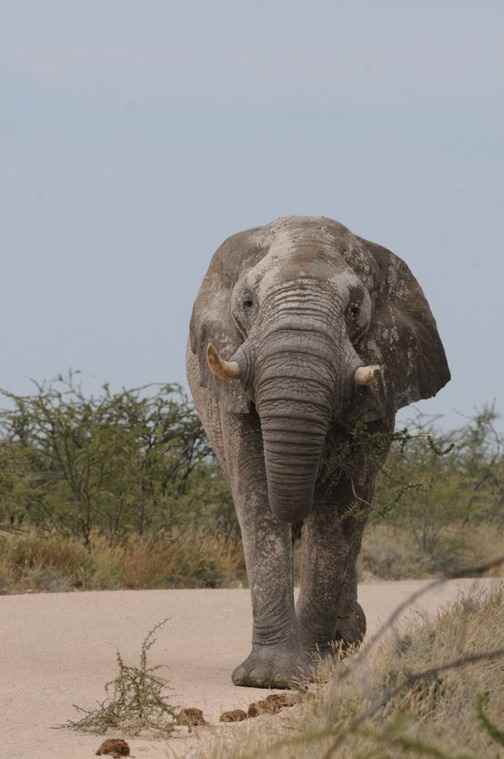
186, 216, 450, 689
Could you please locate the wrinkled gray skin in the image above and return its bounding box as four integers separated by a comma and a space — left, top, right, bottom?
186, 216, 450, 689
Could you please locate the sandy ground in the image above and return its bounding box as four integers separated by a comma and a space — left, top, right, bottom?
0, 578, 499, 759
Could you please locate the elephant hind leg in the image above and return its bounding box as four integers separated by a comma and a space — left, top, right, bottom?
296, 481, 371, 658
331, 574, 367, 653
298, 418, 393, 659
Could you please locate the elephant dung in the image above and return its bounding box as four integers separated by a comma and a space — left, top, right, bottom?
175, 707, 207, 730
219, 709, 248, 722
95, 738, 130, 756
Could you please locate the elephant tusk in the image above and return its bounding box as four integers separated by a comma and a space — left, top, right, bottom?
354, 365, 382, 386
207, 343, 241, 381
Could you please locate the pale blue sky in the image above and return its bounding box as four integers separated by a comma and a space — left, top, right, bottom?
1, 1, 502, 429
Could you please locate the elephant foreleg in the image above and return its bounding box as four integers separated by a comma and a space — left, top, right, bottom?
225, 414, 306, 688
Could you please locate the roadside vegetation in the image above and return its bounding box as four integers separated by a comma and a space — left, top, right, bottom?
0, 372, 503, 593
202, 585, 504, 759
60, 618, 178, 738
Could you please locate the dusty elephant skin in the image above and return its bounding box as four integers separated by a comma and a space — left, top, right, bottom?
186, 215, 450, 689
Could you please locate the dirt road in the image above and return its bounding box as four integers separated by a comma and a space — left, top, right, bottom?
0, 579, 498, 759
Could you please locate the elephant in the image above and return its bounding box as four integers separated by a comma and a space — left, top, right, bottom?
186, 215, 450, 689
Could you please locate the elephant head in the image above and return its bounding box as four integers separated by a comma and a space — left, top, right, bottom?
190, 216, 450, 523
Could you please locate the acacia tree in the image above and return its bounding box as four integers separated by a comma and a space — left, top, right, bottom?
373, 405, 504, 559
0, 373, 214, 544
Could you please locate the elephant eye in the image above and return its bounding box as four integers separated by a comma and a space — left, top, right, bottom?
243, 298, 254, 309
348, 303, 360, 320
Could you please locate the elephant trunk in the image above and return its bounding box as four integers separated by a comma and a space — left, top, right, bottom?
255, 326, 347, 523
260, 404, 328, 523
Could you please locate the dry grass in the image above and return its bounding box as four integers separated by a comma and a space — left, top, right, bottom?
359, 524, 434, 580
359, 523, 504, 581
197, 585, 504, 759
0, 528, 246, 593
0, 522, 502, 595
0, 530, 93, 592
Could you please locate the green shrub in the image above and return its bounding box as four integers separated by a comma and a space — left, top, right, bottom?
0, 375, 224, 543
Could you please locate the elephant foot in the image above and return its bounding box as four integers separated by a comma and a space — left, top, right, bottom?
301, 602, 367, 660
232, 643, 309, 689
333, 601, 366, 651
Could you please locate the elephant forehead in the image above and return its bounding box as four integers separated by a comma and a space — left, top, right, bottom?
249, 230, 355, 300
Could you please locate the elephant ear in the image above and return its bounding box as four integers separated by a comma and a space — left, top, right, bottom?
189, 228, 267, 414
356, 237, 450, 416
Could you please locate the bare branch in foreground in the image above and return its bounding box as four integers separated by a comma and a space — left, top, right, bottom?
320, 645, 504, 759
348, 553, 504, 680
